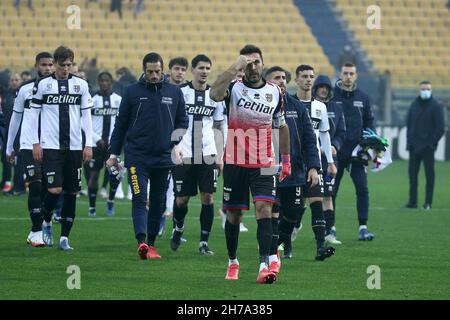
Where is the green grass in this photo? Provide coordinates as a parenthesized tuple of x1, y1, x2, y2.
(0, 161, 449, 299)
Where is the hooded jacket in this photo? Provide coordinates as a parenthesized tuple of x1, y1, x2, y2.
(109, 75, 188, 168)
(312, 75, 346, 152)
(333, 79, 374, 157)
(406, 95, 445, 154)
(277, 93, 321, 187)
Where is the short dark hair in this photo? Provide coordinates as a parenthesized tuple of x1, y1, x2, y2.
(142, 52, 164, 70)
(264, 66, 286, 79)
(169, 57, 188, 69)
(20, 70, 32, 78)
(53, 46, 74, 63)
(191, 54, 212, 69)
(343, 62, 356, 68)
(97, 71, 113, 81)
(239, 44, 263, 62)
(295, 64, 314, 77)
(420, 80, 431, 85)
(35, 52, 53, 64)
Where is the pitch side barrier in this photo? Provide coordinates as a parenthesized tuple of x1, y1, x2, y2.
(376, 126, 449, 161)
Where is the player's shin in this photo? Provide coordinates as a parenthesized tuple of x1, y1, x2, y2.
(61, 193, 76, 237)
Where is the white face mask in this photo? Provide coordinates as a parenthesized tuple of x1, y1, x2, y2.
(420, 89, 432, 100)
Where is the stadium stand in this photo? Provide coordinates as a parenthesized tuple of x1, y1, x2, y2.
(334, 0, 450, 89)
(0, 0, 335, 77)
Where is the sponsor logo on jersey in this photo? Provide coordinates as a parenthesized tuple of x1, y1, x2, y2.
(236, 98, 275, 114)
(197, 96, 203, 102)
(92, 108, 119, 116)
(43, 94, 81, 105)
(254, 93, 260, 100)
(186, 104, 215, 116)
(60, 86, 67, 92)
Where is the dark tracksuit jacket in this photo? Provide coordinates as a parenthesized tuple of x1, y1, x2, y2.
(332, 80, 375, 224)
(406, 95, 445, 205)
(109, 75, 188, 238)
(278, 93, 321, 189)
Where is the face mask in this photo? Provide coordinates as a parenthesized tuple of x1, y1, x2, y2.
(420, 90, 431, 100)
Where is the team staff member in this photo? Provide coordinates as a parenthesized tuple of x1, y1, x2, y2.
(405, 81, 445, 210)
(107, 52, 188, 260)
(333, 63, 375, 240)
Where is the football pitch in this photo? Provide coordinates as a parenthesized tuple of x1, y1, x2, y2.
(0, 160, 449, 300)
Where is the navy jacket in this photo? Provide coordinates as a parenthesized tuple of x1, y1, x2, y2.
(406, 96, 445, 154)
(109, 75, 188, 168)
(333, 80, 374, 157)
(278, 93, 321, 187)
(312, 75, 346, 152)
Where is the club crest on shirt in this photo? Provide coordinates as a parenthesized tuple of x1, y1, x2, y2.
(46, 82, 52, 91)
(265, 93, 273, 102)
(28, 168, 35, 177)
(242, 88, 248, 96)
(184, 94, 190, 101)
(47, 175, 54, 184)
(315, 109, 322, 118)
(223, 192, 230, 201)
(74, 85, 80, 93)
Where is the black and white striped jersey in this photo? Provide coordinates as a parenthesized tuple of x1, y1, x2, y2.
(91, 92, 121, 145)
(11, 80, 35, 150)
(178, 82, 224, 158)
(30, 73, 93, 150)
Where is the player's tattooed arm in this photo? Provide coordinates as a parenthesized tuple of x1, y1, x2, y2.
(210, 55, 249, 102)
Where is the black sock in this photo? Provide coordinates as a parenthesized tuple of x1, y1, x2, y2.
(88, 187, 97, 208)
(102, 169, 109, 189)
(109, 178, 120, 201)
(225, 219, 240, 260)
(173, 202, 188, 229)
(359, 219, 368, 226)
(257, 218, 273, 263)
(28, 182, 43, 232)
(270, 217, 279, 255)
(278, 217, 295, 246)
(61, 193, 76, 237)
(147, 233, 156, 246)
(295, 206, 306, 228)
(42, 192, 61, 223)
(136, 233, 146, 244)
(200, 204, 214, 242)
(310, 201, 326, 248)
(323, 209, 335, 235)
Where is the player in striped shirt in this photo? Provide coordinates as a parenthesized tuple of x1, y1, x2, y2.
(30, 46, 94, 251)
(6, 51, 54, 247)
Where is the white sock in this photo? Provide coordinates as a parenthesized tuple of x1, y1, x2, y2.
(42, 221, 52, 228)
(229, 259, 239, 266)
(359, 225, 367, 231)
(60, 236, 68, 243)
(199, 241, 208, 247)
(269, 254, 278, 264)
(259, 262, 268, 272)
